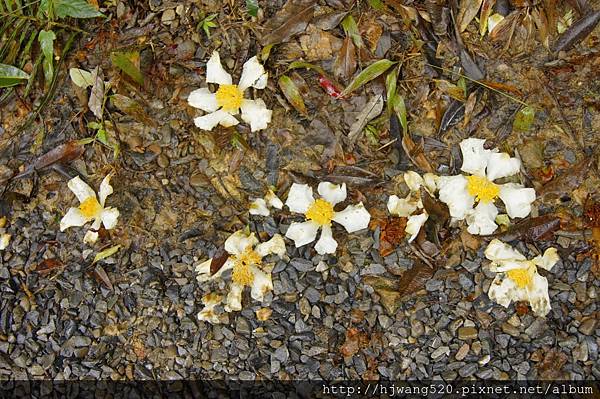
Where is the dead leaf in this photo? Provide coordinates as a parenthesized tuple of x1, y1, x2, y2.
(457, 0, 484, 32)
(13, 140, 84, 180)
(537, 348, 568, 379)
(379, 217, 407, 257)
(491, 215, 561, 242)
(92, 264, 114, 290)
(340, 328, 369, 358)
(33, 259, 63, 275)
(397, 260, 434, 298)
(111, 94, 157, 127)
(260, 0, 316, 46)
(88, 66, 105, 119)
(210, 246, 229, 275)
(347, 94, 383, 144)
(402, 133, 434, 172)
(539, 157, 592, 201)
(333, 37, 357, 81)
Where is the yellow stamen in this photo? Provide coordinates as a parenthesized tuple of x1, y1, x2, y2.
(506, 265, 535, 288)
(215, 84, 243, 112)
(466, 175, 500, 203)
(305, 198, 335, 226)
(79, 197, 102, 219)
(232, 246, 261, 286)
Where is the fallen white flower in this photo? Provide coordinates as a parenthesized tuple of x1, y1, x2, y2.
(285, 182, 371, 255)
(60, 174, 120, 244)
(438, 138, 536, 235)
(249, 189, 283, 216)
(188, 51, 272, 132)
(0, 233, 10, 251)
(196, 230, 286, 322)
(485, 239, 559, 317)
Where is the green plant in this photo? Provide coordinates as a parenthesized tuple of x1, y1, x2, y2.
(197, 13, 218, 38)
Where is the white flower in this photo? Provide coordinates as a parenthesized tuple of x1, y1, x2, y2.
(485, 239, 559, 317)
(438, 138, 536, 235)
(60, 174, 120, 244)
(0, 233, 10, 251)
(249, 189, 283, 216)
(284, 182, 371, 255)
(187, 51, 272, 132)
(196, 230, 286, 322)
(387, 171, 438, 242)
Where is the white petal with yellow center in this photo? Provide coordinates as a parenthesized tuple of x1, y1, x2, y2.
(314, 224, 338, 254)
(187, 87, 219, 112)
(100, 208, 120, 230)
(466, 201, 498, 235)
(60, 208, 89, 231)
(532, 247, 559, 271)
(285, 183, 314, 214)
(98, 173, 114, 207)
(265, 190, 283, 209)
(387, 194, 420, 217)
(317, 182, 346, 206)
(498, 183, 536, 218)
(83, 230, 99, 244)
(526, 273, 551, 316)
(197, 293, 223, 324)
(488, 274, 526, 308)
(249, 198, 270, 216)
(193, 109, 239, 130)
(332, 202, 370, 233)
(238, 56, 268, 90)
(486, 152, 521, 181)
(240, 99, 272, 132)
(406, 212, 428, 242)
(255, 234, 286, 258)
(404, 171, 424, 192)
(459, 138, 492, 176)
(438, 175, 474, 220)
(224, 230, 259, 256)
(285, 220, 320, 247)
(225, 282, 243, 312)
(484, 239, 527, 262)
(206, 51, 232, 85)
(249, 265, 273, 301)
(0, 233, 10, 250)
(68, 176, 96, 203)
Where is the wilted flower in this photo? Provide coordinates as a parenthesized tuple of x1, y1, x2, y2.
(387, 171, 438, 242)
(0, 234, 10, 251)
(285, 182, 371, 255)
(249, 189, 283, 216)
(60, 174, 120, 244)
(196, 230, 285, 322)
(485, 239, 559, 317)
(438, 138, 536, 235)
(187, 51, 272, 132)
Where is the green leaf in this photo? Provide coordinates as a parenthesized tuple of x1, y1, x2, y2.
(385, 67, 398, 114)
(96, 129, 108, 145)
(246, 0, 259, 17)
(0, 64, 30, 88)
(69, 68, 94, 88)
(111, 52, 143, 85)
(278, 75, 307, 115)
(341, 15, 364, 48)
(55, 0, 104, 18)
(340, 59, 396, 97)
(38, 30, 56, 87)
(513, 106, 535, 132)
(92, 245, 121, 265)
(368, 0, 385, 10)
(287, 61, 326, 75)
(390, 93, 407, 135)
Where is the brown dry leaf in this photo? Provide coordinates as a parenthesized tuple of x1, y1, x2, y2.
(33, 258, 63, 275)
(260, 0, 316, 46)
(92, 265, 113, 290)
(479, 0, 496, 35)
(402, 133, 434, 173)
(13, 140, 85, 180)
(478, 80, 524, 96)
(397, 260, 434, 298)
(460, 230, 481, 251)
(333, 37, 357, 81)
(210, 246, 229, 275)
(457, 0, 484, 32)
(379, 217, 407, 257)
(538, 157, 592, 201)
(299, 26, 342, 61)
(256, 308, 273, 321)
(362, 275, 402, 314)
(340, 328, 369, 358)
(491, 215, 561, 242)
(360, 19, 383, 53)
(537, 348, 568, 379)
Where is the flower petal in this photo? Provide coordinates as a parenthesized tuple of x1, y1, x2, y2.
(196, 258, 235, 282)
(387, 194, 419, 217)
(98, 173, 114, 207)
(314, 224, 338, 255)
(60, 207, 89, 231)
(238, 56, 268, 90)
(498, 183, 536, 218)
(240, 99, 272, 132)
(459, 138, 492, 176)
(423, 173, 439, 193)
(438, 175, 474, 220)
(194, 109, 239, 130)
(249, 266, 273, 302)
(484, 239, 527, 262)
(466, 201, 498, 235)
(67, 176, 96, 203)
(83, 230, 99, 244)
(332, 202, 371, 233)
(285, 183, 314, 214)
(406, 212, 428, 242)
(488, 274, 521, 308)
(224, 230, 259, 256)
(317, 182, 347, 206)
(255, 234, 286, 258)
(0, 233, 11, 251)
(404, 171, 424, 192)
(187, 87, 219, 112)
(526, 273, 551, 317)
(224, 282, 243, 312)
(265, 190, 283, 209)
(249, 198, 270, 216)
(197, 293, 223, 324)
(486, 152, 521, 181)
(285, 220, 320, 247)
(100, 207, 120, 230)
(532, 247, 560, 271)
(206, 51, 232, 85)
